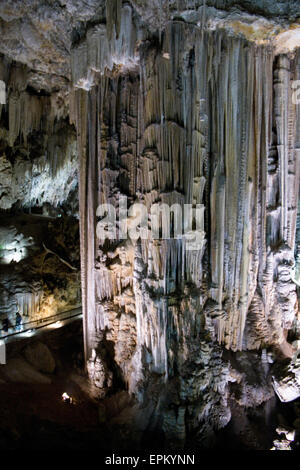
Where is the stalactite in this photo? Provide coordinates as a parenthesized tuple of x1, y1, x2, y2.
(15, 291, 42, 318)
(0, 57, 70, 179)
(72, 6, 299, 434)
(106, 0, 122, 41)
(71, 3, 137, 88)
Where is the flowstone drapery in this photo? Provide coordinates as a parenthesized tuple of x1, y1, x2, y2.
(72, 2, 299, 443)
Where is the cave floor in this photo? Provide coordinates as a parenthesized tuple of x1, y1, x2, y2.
(0, 318, 299, 452)
(0, 318, 107, 450)
(0, 379, 102, 450)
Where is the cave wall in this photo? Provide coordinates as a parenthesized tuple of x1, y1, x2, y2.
(0, 214, 81, 328)
(0, 0, 299, 449)
(71, 1, 300, 444)
(0, 57, 78, 213)
(0, 57, 81, 330)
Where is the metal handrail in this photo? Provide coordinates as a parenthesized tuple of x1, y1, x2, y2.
(0, 306, 82, 339)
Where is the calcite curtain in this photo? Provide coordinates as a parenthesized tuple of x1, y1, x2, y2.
(72, 4, 299, 434)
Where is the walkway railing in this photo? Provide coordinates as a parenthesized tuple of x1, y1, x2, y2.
(0, 307, 82, 339)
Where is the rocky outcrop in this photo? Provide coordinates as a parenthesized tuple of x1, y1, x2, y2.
(0, 56, 78, 213)
(0, 215, 81, 329)
(272, 355, 300, 402)
(0, 130, 78, 213)
(67, 1, 299, 447)
(24, 341, 56, 374)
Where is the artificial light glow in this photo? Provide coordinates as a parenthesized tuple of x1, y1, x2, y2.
(20, 329, 35, 337)
(46, 320, 63, 330)
(62, 392, 73, 404)
(4, 252, 23, 263)
(2, 246, 27, 264)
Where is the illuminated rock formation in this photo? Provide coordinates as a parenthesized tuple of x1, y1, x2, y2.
(0, 57, 80, 329)
(70, 1, 299, 445)
(0, 0, 299, 449)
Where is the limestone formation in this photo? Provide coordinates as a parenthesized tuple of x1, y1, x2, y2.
(0, 0, 299, 450)
(0, 215, 81, 329)
(70, 2, 300, 444)
(272, 355, 300, 402)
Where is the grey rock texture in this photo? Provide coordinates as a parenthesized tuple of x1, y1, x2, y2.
(72, 1, 300, 446)
(0, 0, 104, 79)
(0, 58, 78, 213)
(0, 0, 299, 449)
(0, 136, 78, 212)
(0, 1, 300, 88)
(0, 215, 81, 329)
(272, 355, 300, 402)
(0, 48, 80, 331)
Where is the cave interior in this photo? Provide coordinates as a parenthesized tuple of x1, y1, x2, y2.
(0, 0, 299, 453)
